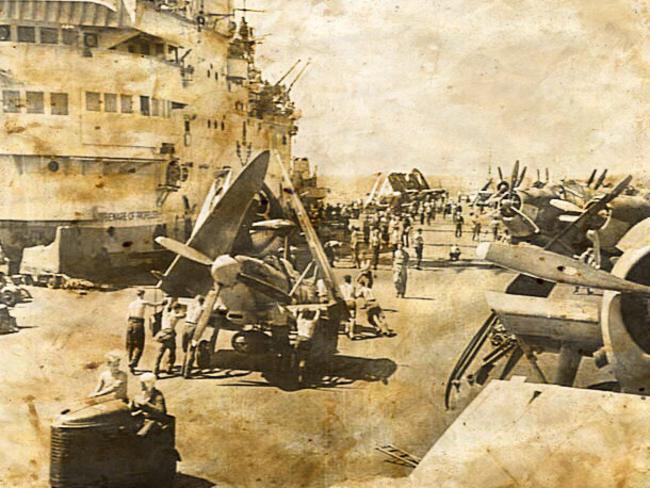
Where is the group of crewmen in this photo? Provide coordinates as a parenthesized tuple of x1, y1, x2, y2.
(125, 284, 339, 384)
(126, 289, 208, 379)
(85, 289, 212, 436)
(340, 194, 508, 274)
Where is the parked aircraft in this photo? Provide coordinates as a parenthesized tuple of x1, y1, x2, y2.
(156, 151, 347, 386)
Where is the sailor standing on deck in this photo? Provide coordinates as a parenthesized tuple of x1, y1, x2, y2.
(490, 216, 500, 241)
(369, 227, 381, 270)
(454, 212, 464, 238)
(389, 225, 401, 258)
(182, 295, 205, 355)
(413, 228, 424, 270)
(340, 275, 357, 339)
(126, 289, 163, 374)
(349, 227, 362, 268)
(392, 243, 410, 298)
(153, 302, 186, 378)
(471, 214, 482, 241)
(418, 202, 426, 225)
(362, 216, 370, 244)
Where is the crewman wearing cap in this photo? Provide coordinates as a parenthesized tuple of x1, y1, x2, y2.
(126, 289, 163, 374)
(131, 372, 168, 437)
(89, 351, 128, 401)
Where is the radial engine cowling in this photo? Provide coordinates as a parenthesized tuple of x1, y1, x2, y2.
(602, 238, 650, 394)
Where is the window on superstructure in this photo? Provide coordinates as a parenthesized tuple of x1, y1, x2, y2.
(104, 93, 117, 113)
(83, 33, 98, 49)
(151, 98, 160, 117)
(120, 95, 133, 114)
(50, 93, 68, 115)
(155, 43, 164, 57)
(62, 29, 78, 46)
(140, 96, 150, 116)
(40, 28, 58, 44)
(139, 43, 150, 56)
(0, 25, 11, 42)
(17, 26, 36, 43)
(26, 92, 44, 114)
(86, 92, 101, 112)
(2, 90, 20, 113)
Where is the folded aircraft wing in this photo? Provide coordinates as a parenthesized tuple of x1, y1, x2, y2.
(157, 151, 270, 297)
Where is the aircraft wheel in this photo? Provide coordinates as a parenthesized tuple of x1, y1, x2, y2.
(1, 290, 17, 307)
(231, 330, 271, 355)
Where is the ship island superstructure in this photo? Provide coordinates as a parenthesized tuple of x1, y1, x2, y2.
(0, 0, 298, 280)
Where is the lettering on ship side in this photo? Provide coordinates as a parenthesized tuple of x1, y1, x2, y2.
(96, 211, 161, 222)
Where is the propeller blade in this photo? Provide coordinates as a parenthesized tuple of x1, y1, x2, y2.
(189, 285, 222, 349)
(545, 175, 632, 249)
(536, 169, 541, 182)
(510, 205, 540, 234)
(586, 169, 597, 188)
(594, 169, 608, 190)
(561, 185, 584, 199)
(510, 160, 520, 188)
(558, 215, 579, 223)
(516, 166, 527, 187)
(476, 242, 650, 295)
(497, 166, 504, 181)
(549, 199, 583, 213)
(545, 168, 549, 183)
(251, 219, 296, 231)
(155, 237, 212, 265)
